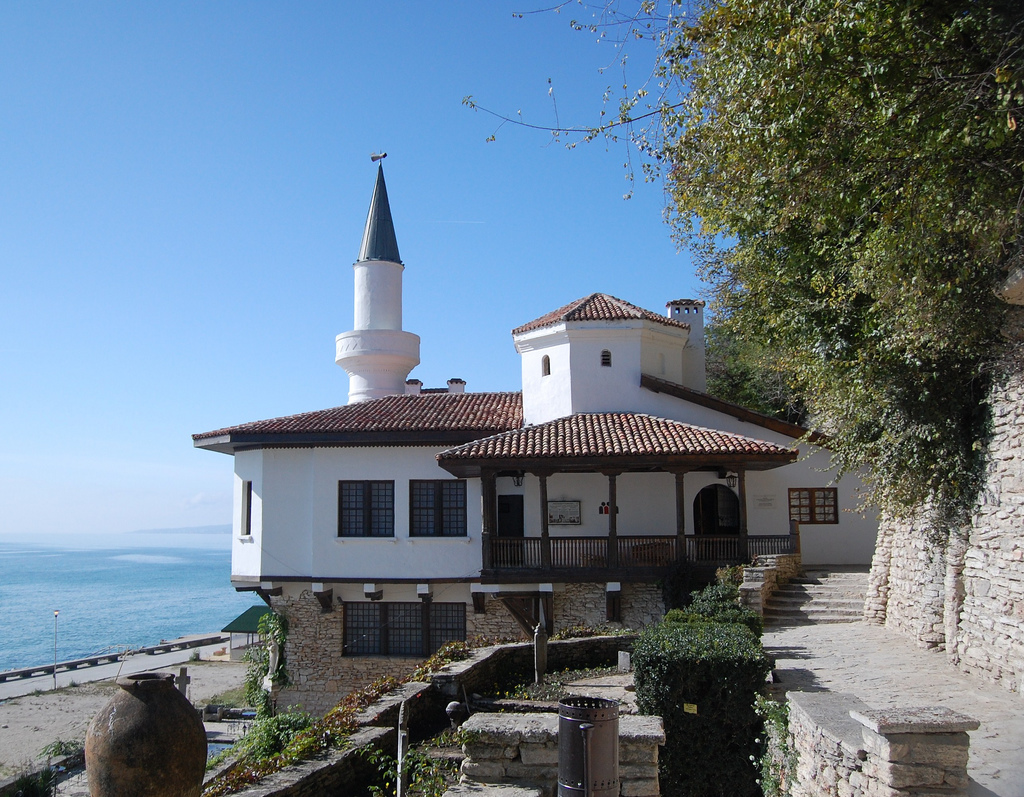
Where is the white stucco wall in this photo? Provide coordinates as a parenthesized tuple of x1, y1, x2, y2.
(232, 446, 481, 583)
(517, 320, 693, 425)
(232, 449, 264, 580)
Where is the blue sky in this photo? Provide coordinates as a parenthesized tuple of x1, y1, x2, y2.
(0, 2, 701, 536)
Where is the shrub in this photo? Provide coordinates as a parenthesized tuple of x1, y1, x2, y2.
(683, 583, 763, 638)
(754, 695, 796, 797)
(633, 622, 772, 797)
(716, 564, 746, 587)
(11, 767, 57, 797)
(235, 710, 312, 762)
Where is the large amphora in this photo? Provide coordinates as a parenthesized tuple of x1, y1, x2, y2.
(85, 672, 206, 797)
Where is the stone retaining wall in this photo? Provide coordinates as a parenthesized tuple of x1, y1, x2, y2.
(739, 554, 801, 615)
(864, 309, 1024, 691)
(459, 712, 665, 797)
(213, 635, 638, 797)
(786, 692, 978, 797)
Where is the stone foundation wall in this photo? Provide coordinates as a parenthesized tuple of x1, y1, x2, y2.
(469, 595, 529, 642)
(554, 583, 607, 628)
(786, 692, 978, 797)
(267, 588, 646, 716)
(620, 583, 666, 629)
(864, 311, 1024, 690)
(554, 583, 666, 631)
(270, 593, 432, 716)
(459, 712, 665, 797)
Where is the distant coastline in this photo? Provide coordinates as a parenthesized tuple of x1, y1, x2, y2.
(127, 524, 232, 535)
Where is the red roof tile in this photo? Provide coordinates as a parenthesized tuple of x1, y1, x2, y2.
(512, 294, 691, 336)
(437, 413, 793, 461)
(193, 392, 523, 441)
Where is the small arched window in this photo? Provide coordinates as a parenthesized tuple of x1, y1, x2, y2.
(541, 355, 551, 377)
(601, 349, 612, 367)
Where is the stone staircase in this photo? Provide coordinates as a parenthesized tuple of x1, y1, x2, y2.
(763, 567, 869, 625)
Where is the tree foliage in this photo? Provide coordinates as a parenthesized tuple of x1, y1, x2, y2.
(705, 320, 807, 424)
(656, 0, 1024, 516)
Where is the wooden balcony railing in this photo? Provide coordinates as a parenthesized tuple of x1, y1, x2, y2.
(486, 534, 796, 573)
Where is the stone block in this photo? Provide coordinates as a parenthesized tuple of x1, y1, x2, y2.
(463, 743, 518, 761)
(851, 707, 980, 735)
(868, 760, 946, 789)
(519, 742, 558, 766)
(461, 760, 507, 781)
(619, 743, 658, 764)
(503, 761, 555, 781)
(859, 730, 970, 767)
(445, 783, 543, 797)
(620, 763, 659, 780)
(619, 778, 660, 797)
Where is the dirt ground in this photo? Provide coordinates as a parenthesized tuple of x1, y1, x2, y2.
(0, 660, 246, 775)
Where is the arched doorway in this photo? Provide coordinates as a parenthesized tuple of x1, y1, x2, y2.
(693, 484, 740, 535)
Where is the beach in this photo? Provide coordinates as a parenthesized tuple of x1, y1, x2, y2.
(0, 658, 247, 774)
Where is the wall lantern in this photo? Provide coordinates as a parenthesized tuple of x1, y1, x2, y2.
(725, 472, 738, 489)
(512, 473, 525, 487)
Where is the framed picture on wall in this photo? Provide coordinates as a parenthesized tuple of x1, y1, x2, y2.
(548, 501, 581, 525)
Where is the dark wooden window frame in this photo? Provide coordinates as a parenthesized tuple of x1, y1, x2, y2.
(338, 480, 395, 537)
(343, 601, 466, 657)
(409, 480, 467, 537)
(241, 480, 253, 536)
(788, 487, 839, 525)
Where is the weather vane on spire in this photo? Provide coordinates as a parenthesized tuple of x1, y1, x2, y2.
(370, 152, 387, 162)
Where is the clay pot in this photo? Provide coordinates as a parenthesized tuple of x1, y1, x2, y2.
(85, 672, 206, 797)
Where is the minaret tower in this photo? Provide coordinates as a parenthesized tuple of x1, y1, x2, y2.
(335, 159, 420, 403)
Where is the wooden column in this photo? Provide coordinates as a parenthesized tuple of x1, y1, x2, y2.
(607, 473, 619, 569)
(674, 471, 687, 563)
(538, 472, 552, 570)
(481, 469, 496, 572)
(737, 468, 749, 562)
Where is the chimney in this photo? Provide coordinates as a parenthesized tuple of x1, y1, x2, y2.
(666, 299, 706, 392)
(447, 378, 466, 394)
(405, 379, 423, 395)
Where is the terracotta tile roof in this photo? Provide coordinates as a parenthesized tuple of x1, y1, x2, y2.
(437, 413, 793, 461)
(512, 294, 691, 335)
(193, 392, 523, 441)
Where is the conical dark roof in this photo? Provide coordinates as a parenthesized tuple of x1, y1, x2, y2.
(357, 164, 402, 264)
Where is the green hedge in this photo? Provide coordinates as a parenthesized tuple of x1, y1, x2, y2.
(633, 622, 771, 797)
(664, 583, 764, 638)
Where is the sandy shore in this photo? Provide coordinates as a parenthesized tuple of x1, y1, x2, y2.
(0, 659, 247, 775)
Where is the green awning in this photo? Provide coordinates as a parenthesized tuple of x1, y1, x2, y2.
(222, 605, 272, 634)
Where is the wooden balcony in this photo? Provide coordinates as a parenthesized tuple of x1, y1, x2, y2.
(484, 533, 796, 580)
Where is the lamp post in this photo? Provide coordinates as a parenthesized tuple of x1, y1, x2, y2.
(53, 610, 59, 690)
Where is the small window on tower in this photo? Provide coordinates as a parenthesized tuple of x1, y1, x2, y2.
(541, 355, 551, 377)
(601, 350, 612, 367)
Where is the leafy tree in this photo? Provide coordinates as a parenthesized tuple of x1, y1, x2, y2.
(657, 0, 1023, 517)
(704, 320, 807, 424)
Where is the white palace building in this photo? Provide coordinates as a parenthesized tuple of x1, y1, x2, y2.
(194, 164, 878, 713)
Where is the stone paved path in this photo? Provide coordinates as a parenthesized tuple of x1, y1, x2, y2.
(764, 621, 1024, 797)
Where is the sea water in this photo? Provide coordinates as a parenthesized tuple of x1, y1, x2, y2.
(0, 532, 263, 672)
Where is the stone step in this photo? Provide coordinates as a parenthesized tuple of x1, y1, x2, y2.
(770, 594, 864, 606)
(771, 584, 866, 594)
(761, 569, 868, 626)
(764, 609, 862, 624)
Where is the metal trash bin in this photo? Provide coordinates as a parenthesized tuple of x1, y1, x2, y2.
(557, 696, 619, 797)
